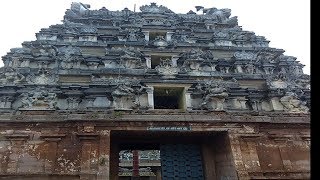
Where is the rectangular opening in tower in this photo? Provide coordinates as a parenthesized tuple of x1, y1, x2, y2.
(153, 87, 184, 109)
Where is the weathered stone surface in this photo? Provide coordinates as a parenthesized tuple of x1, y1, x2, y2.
(0, 2, 310, 180)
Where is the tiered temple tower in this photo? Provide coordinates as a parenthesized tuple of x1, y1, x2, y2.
(0, 2, 310, 180)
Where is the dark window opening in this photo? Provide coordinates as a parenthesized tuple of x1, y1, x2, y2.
(154, 87, 184, 109)
(154, 96, 178, 109)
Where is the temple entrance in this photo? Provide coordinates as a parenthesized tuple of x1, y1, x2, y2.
(110, 130, 236, 180)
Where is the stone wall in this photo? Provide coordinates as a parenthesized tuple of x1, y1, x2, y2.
(0, 113, 310, 179)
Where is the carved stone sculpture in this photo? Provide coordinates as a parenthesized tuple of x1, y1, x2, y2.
(18, 89, 57, 110)
(280, 92, 309, 113)
(0, 68, 25, 84)
(200, 82, 229, 111)
(155, 58, 179, 77)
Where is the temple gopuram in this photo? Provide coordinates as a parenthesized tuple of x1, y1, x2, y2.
(0, 2, 310, 180)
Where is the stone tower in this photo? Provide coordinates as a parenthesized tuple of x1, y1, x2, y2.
(0, 2, 310, 180)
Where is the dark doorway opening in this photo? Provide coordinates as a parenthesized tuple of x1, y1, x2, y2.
(153, 87, 184, 109)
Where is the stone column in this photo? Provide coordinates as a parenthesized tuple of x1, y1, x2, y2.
(97, 130, 111, 180)
(142, 31, 149, 41)
(236, 65, 243, 73)
(241, 137, 262, 172)
(238, 97, 248, 110)
(276, 139, 293, 171)
(4, 134, 29, 173)
(40, 134, 66, 173)
(145, 56, 151, 69)
(250, 99, 262, 111)
(225, 67, 230, 73)
(77, 132, 99, 179)
(146, 87, 154, 109)
(166, 32, 174, 41)
(228, 133, 250, 180)
(185, 90, 192, 111)
(171, 56, 179, 67)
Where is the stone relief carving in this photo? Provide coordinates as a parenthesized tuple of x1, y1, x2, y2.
(80, 26, 98, 33)
(244, 62, 256, 74)
(120, 47, 146, 69)
(0, 68, 25, 84)
(234, 51, 256, 60)
(58, 45, 82, 69)
(0, 96, 13, 109)
(127, 29, 138, 41)
(3, 56, 23, 68)
(263, 66, 275, 75)
(67, 97, 81, 109)
(180, 49, 214, 61)
(111, 81, 147, 110)
(180, 50, 216, 73)
(280, 91, 309, 113)
(152, 36, 168, 48)
(140, 3, 173, 13)
(18, 88, 57, 109)
(266, 70, 290, 91)
(29, 44, 57, 57)
(155, 58, 179, 77)
(65, 2, 90, 17)
(195, 81, 229, 111)
(27, 69, 57, 85)
(195, 7, 238, 26)
(172, 33, 195, 44)
(213, 31, 229, 39)
(256, 51, 278, 64)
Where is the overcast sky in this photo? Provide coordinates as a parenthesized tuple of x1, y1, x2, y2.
(0, 0, 310, 74)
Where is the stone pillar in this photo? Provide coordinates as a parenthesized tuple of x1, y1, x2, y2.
(4, 134, 29, 173)
(145, 56, 151, 69)
(228, 133, 250, 180)
(142, 31, 149, 41)
(241, 137, 262, 172)
(225, 67, 230, 73)
(236, 65, 243, 73)
(166, 32, 174, 41)
(250, 99, 262, 111)
(171, 56, 178, 67)
(146, 87, 154, 109)
(40, 134, 66, 173)
(77, 132, 99, 179)
(185, 90, 192, 111)
(276, 140, 293, 171)
(238, 97, 248, 110)
(97, 130, 111, 180)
